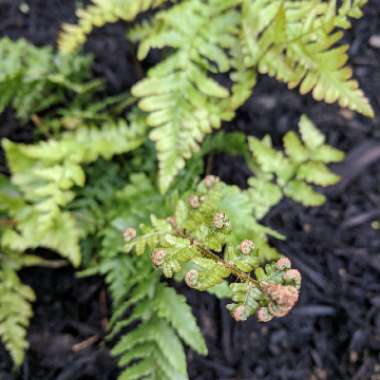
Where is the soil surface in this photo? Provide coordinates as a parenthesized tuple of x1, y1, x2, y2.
(0, 1, 380, 379)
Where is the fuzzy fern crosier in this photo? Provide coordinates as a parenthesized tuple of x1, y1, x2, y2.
(0, 0, 372, 378)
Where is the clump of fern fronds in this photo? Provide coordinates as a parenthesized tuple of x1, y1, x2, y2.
(75, 168, 207, 380)
(0, 37, 100, 122)
(58, 0, 373, 190)
(1, 115, 147, 267)
(0, 109, 344, 375)
(125, 178, 297, 322)
(124, 116, 343, 322)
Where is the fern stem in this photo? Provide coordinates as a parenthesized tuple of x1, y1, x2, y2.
(174, 226, 260, 287)
(193, 240, 260, 286)
(0, 219, 17, 227)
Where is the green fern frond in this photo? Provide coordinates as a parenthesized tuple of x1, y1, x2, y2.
(77, 170, 206, 380)
(125, 177, 303, 322)
(58, 0, 169, 54)
(4, 119, 145, 166)
(113, 317, 188, 380)
(257, 1, 373, 117)
(101, 252, 206, 380)
(0, 37, 99, 121)
(109, 268, 206, 380)
(154, 285, 207, 354)
(121, 119, 342, 321)
(2, 211, 81, 267)
(106, 257, 206, 380)
(247, 114, 344, 214)
(1, 119, 146, 266)
(0, 267, 34, 367)
(0, 252, 37, 367)
(131, 0, 241, 192)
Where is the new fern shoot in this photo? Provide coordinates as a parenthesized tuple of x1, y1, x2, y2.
(0, 1, 373, 379)
(123, 116, 343, 323)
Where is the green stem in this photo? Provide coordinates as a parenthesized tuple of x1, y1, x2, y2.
(175, 227, 260, 287)
(194, 241, 260, 287)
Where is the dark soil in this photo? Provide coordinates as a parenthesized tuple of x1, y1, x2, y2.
(1, 1, 380, 380)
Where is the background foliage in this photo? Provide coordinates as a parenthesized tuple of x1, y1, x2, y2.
(0, 1, 374, 379)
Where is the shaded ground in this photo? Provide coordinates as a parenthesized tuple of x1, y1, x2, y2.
(0, 1, 380, 379)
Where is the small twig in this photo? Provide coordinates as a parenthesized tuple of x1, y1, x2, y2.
(72, 335, 100, 352)
(99, 288, 109, 331)
(205, 155, 214, 175)
(31, 114, 43, 128)
(39, 260, 68, 269)
(0, 219, 17, 227)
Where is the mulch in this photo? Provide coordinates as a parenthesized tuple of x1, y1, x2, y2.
(0, 1, 379, 379)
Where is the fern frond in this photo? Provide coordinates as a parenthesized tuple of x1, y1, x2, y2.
(125, 176, 302, 322)
(0, 37, 98, 121)
(102, 254, 206, 380)
(109, 267, 206, 380)
(58, 0, 169, 54)
(113, 317, 188, 380)
(256, 1, 374, 117)
(131, 0, 241, 192)
(2, 119, 146, 266)
(0, 252, 36, 367)
(121, 117, 344, 320)
(247, 114, 344, 214)
(154, 285, 207, 354)
(77, 170, 206, 380)
(2, 211, 81, 266)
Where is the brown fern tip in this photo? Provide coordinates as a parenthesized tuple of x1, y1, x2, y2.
(204, 175, 219, 188)
(275, 256, 291, 270)
(123, 227, 137, 242)
(232, 305, 248, 321)
(239, 239, 255, 255)
(188, 195, 201, 209)
(213, 212, 229, 229)
(151, 249, 166, 267)
(283, 269, 302, 287)
(185, 269, 199, 288)
(263, 283, 299, 318)
(257, 307, 273, 322)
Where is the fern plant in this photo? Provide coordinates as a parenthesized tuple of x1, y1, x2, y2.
(59, 0, 373, 191)
(0, 37, 101, 122)
(123, 116, 342, 323)
(75, 169, 207, 379)
(0, 0, 372, 377)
